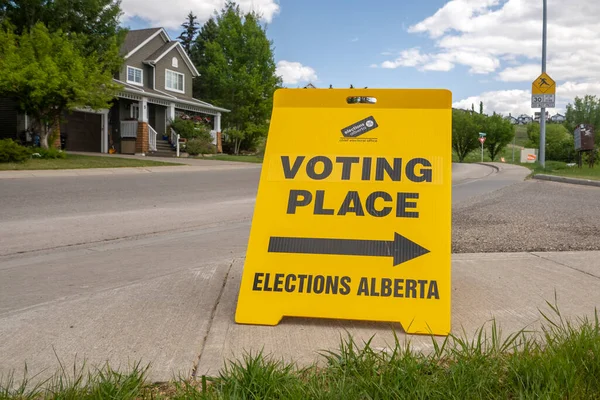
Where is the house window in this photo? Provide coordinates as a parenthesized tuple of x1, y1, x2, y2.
(165, 69, 184, 93)
(127, 66, 143, 85)
(172, 57, 178, 68)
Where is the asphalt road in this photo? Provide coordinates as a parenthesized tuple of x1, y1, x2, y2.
(0, 161, 531, 382)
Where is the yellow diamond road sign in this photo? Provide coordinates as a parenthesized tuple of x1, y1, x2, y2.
(532, 72, 555, 95)
(234, 88, 453, 336)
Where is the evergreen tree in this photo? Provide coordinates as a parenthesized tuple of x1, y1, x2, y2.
(191, 16, 218, 100)
(178, 11, 199, 55)
(191, 1, 282, 151)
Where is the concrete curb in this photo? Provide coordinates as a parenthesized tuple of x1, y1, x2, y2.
(0, 164, 262, 179)
(533, 174, 600, 188)
(475, 162, 501, 172)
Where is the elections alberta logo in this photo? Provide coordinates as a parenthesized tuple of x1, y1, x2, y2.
(340, 116, 378, 143)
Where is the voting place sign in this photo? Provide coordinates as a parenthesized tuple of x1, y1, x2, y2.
(235, 89, 452, 335)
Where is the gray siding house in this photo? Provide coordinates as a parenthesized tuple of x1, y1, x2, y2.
(109, 27, 229, 155)
(0, 27, 228, 155)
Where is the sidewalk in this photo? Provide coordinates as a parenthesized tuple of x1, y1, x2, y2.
(195, 250, 600, 378)
(1, 250, 598, 384)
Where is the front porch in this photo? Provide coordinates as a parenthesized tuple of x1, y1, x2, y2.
(108, 92, 225, 156)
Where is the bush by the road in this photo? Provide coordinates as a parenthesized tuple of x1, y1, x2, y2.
(185, 138, 215, 156)
(31, 147, 67, 159)
(527, 124, 575, 162)
(0, 139, 31, 163)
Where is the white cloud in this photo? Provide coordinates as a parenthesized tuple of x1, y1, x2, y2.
(382, 0, 600, 79)
(276, 61, 318, 85)
(351, 37, 359, 42)
(452, 81, 600, 116)
(383, 0, 600, 115)
(120, 0, 280, 29)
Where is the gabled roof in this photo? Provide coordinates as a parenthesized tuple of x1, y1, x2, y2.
(123, 28, 169, 59)
(143, 41, 200, 77)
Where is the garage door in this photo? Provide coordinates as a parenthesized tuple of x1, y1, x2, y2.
(60, 111, 102, 152)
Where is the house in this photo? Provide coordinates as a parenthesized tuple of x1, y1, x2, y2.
(504, 113, 519, 125)
(1, 27, 229, 155)
(517, 114, 533, 124)
(550, 113, 566, 123)
(534, 111, 549, 123)
(303, 83, 317, 89)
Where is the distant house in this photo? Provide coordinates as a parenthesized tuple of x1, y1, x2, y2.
(504, 113, 519, 125)
(0, 27, 229, 155)
(517, 114, 533, 124)
(303, 83, 317, 89)
(550, 113, 566, 123)
(534, 111, 550, 123)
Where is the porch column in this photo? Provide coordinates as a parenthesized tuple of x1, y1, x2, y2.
(136, 97, 149, 155)
(101, 109, 109, 153)
(214, 113, 222, 153)
(168, 103, 176, 123)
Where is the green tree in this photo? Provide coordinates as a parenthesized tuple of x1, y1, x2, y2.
(177, 11, 198, 55)
(564, 95, 600, 143)
(0, 0, 126, 60)
(190, 16, 218, 100)
(452, 109, 480, 162)
(481, 114, 515, 161)
(527, 123, 574, 162)
(190, 1, 282, 152)
(479, 101, 484, 115)
(0, 22, 122, 149)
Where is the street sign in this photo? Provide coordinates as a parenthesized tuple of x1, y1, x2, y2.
(479, 137, 486, 144)
(479, 132, 486, 137)
(574, 124, 595, 151)
(235, 88, 453, 335)
(531, 72, 556, 108)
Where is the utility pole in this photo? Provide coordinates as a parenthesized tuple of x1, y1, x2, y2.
(539, 0, 547, 168)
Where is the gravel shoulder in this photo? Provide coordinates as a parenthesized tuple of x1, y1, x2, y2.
(452, 179, 600, 253)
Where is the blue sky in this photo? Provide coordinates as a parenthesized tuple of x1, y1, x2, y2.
(120, 0, 600, 117)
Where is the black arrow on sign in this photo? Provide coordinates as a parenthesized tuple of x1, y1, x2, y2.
(267, 233, 430, 266)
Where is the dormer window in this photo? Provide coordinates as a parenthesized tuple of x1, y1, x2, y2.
(172, 57, 178, 68)
(127, 66, 143, 86)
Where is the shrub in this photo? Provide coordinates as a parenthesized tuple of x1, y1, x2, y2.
(31, 147, 67, 159)
(527, 124, 575, 162)
(185, 138, 216, 156)
(0, 139, 31, 163)
(169, 117, 212, 141)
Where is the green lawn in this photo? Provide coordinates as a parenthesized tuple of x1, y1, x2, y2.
(207, 154, 263, 163)
(533, 161, 600, 181)
(0, 154, 182, 171)
(453, 145, 527, 164)
(514, 125, 529, 147)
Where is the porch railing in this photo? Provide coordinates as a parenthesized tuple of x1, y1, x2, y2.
(148, 124, 158, 152)
(121, 121, 138, 138)
(170, 128, 180, 157)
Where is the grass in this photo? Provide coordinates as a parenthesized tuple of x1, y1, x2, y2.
(2, 301, 599, 399)
(531, 160, 600, 181)
(453, 145, 528, 164)
(514, 125, 529, 147)
(206, 154, 263, 163)
(0, 154, 182, 171)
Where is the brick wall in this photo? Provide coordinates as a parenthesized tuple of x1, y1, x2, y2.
(136, 122, 149, 154)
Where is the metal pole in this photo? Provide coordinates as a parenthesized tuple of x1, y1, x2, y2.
(512, 134, 515, 163)
(481, 141, 484, 162)
(539, 0, 547, 167)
